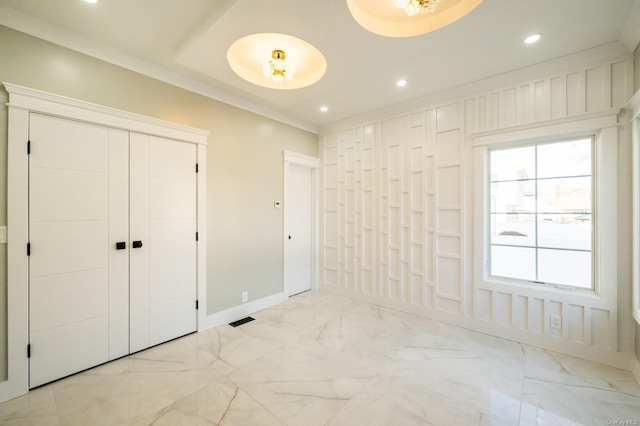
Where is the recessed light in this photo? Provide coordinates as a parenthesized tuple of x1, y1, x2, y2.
(320, 106, 328, 112)
(396, 79, 407, 87)
(85, 0, 98, 3)
(524, 34, 541, 44)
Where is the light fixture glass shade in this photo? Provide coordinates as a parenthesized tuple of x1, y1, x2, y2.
(347, 0, 484, 37)
(262, 50, 296, 82)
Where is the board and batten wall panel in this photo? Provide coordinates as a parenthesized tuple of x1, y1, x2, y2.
(319, 54, 634, 368)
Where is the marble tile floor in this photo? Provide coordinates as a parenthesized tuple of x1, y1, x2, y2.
(1, 291, 640, 425)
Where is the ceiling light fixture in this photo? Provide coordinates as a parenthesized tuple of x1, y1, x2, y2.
(396, 79, 408, 87)
(84, 0, 98, 3)
(228, 33, 326, 90)
(347, 0, 483, 37)
(320, 106, 329, 112)
(524, 33, 542, 44)
(263, 49, 296, 83)
(394, 0, 441, 16)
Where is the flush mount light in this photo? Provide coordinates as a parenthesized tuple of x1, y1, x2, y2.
(263, 50, 296, 83)
(347, 0, 483, 37)
(320, 106, 329, 112)
(84, 0, 98, 3)
(227, 33, 326, 90)
(395, 0, 441, 16)
(396, 79, 408, 87)
(524, 33, 542, 44)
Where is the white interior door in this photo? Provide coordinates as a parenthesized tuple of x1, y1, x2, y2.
(28, 114, 124, 387)
(286, 163, 313, 296)
(130, 134, 197, 350)
(129, 133, 151, 353)
(148, 136, 197, 346)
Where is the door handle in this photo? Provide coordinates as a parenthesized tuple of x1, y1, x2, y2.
(132, 240, 143, 248)
(116, 242, 126, 250)
(288, 235, 292, 240)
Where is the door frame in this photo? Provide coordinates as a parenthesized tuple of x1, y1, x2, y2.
(283, 150, 320, 298)
(2, 83, 209, 402)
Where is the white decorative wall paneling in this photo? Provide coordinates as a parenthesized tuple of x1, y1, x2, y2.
(319, 54, 635, 370)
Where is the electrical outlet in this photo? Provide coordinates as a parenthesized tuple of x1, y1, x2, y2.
(550, 314, 562, 330)
(242, 291, 248, 303)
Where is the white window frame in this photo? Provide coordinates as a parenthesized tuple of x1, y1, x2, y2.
(487, 137, 595, 290)
(473, 109, 620, 303)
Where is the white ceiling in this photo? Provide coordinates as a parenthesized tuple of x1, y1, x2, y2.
(1, 0, 639, 132)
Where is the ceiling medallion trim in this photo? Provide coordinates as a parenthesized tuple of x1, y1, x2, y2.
(227, 33, 326, 90)
(347, 0, 484, 37)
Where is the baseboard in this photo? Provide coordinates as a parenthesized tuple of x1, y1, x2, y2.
(205, 292, 288, 329)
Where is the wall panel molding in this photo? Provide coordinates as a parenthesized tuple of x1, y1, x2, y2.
(319, 54, 636, 371)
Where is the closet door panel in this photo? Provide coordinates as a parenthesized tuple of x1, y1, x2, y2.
(29, 221, 108, 276)
(29, 317, 108, 388)
(30, 269, 108, 333)
(129, 133, 151, 353)
(148, 137, 197, 346)
(28, 114, 111, 388)
(108, 128, 131, 360)
(29, 168, 108, 222)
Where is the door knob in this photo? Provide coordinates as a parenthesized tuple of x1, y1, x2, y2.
(132, 240, 143, 248)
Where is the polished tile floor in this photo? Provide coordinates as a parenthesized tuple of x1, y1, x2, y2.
(1, 291, 640, 425)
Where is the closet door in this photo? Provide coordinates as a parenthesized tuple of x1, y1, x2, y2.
(28, 114, 127, 387)
(130, 134, 197, 351)
(149, 136, 197, 345)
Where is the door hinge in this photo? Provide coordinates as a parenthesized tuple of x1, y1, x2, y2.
(196, 300, 199, 310)
(195, 163, 199, 173)
(27, 243, 31, 256)
(27, 344, 31, 358)
(196, 232, 199, 241)
(27, 140, 31, 155)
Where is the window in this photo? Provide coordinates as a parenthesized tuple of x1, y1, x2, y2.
(489, 138, 593, 289)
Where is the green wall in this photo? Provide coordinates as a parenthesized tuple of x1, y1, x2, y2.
(0, 26, 318, 380)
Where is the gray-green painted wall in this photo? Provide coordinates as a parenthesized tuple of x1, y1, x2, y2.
(0, 26, 318, 380)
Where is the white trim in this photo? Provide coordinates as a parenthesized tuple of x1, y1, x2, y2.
(206, 292, 287, 329)
(1, 83, 209, 403)
(197, 143, 207, 331)
(283, 151, 321, 298)
(472, 108, 622, 146)
(3, 82, 209, 145)
(630, 89, 640, 327)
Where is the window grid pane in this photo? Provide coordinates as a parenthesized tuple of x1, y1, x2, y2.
(489, 138, 592, 289)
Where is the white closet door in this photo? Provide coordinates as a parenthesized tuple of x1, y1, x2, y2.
(108, 129, 131, 360)
(148, 136, 197, 346)
(130, 134, 197, 350)
(28, 114, 114, 387)
(129, 133, 151, 353)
